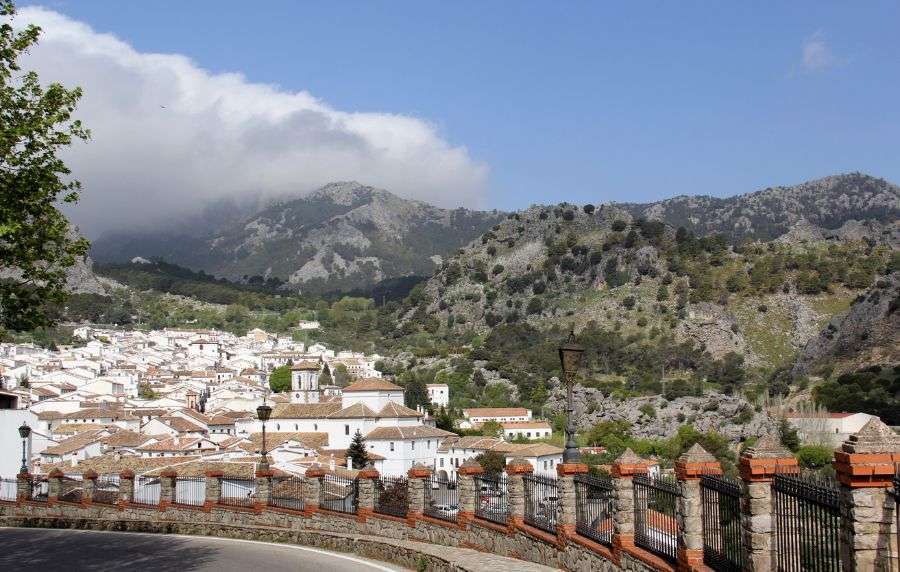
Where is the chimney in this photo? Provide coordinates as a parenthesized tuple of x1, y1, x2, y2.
(329, 454, 335, 471)
(346, 456, 353, 470)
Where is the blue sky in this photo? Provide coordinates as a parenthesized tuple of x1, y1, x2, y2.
(18, 1, 900, 220)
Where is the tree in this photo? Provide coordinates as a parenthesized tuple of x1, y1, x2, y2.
(583, 204, 595, 215)
(347, 429, 370, 469)
(778, 418, 800, 452)
(1, 1, 91, 333)
(332, 363, 351, 386)
(473, 450, 506, 477)
(318, 364, 333, 386)
(480, 420, 503, 437)
(797, 445, 833, 471)
(269, 365, 291, 393)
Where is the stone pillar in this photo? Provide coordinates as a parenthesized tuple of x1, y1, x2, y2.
(119, 470, 135, 507)
(303, 467, 324, 514)
(738, 434, 797, 572)
(204, 471, 223, 510)
(356, 464, 379, 522)
(82, 469, 98, 506)
(254, 469, 273, 512)
(407, 463, 431, 525)
(159, 469, 177, 510)
(611, 448, 651, 561)
(675, 443, 721, 571)
(833, 418, 900, 571)
(506, 457, 534, 528)
(557, 461, 589, 542)
(47, 468, 64, 505)
(16, 471, 32, 503)
(457, 459, 484, 525)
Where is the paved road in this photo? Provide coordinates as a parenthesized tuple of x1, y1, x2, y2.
(0, 528, 407, 572)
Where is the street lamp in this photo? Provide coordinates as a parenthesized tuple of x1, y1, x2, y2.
(256, 401, 273, 471)
(18, 423, 32, 474)
(558, 330, 584, 463)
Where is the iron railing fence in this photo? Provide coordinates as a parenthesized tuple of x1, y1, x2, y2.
(773, 472, 841, 572)
(474, 474, 509, 525)
(634, 473, 679, 563)
(133, 475, 161, 506)
(523, 473, 559, 534)
(0, 478, 16, 501)
(700, 473, 745, 572)
(31, 478, 48, 502)
(374, 475, 409, 518)
(59, 474, 84, 503)
(92, 474, 120, 505)
(174, 476, 206, 507)
(423, 474, 458, 522)
(574, 473, 614, 546)
(320, 474, 358, 514)
(269, 476, 304, 511)
(219, 478, 257, 507)
(894, 471, 900, 572)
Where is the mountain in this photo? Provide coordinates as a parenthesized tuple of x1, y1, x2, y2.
(397, 173, 899, 378)
(91, 182, 506, 295)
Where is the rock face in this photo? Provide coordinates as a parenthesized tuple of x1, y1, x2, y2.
(546, 382, 776, 441)
(92, 182, 504, 295)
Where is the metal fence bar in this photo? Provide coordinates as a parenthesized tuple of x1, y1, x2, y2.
(374, 475, 409, 518)
(320, 474, 358, 514)
(93, 474, 120, 505)
(574, 473, 614, 546)
(59, 474, 84, 503)
(423, 474, 458, 522)
(700, 474, 745, 572)
(219, 478, 256, 507)
(132, 476, 160, 506)
(0, 478, 17, 501)
(634, 474, 679, 563)
(174, 476, 206, 507)
(773, 473, 841, 572)
(31, 478, 48, 502)
(474, 474, 509, 525)
(523, 473, 558, 534)
(269, 476, 304, 511)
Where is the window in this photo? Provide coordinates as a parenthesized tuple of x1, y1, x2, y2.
(345, 425, 350, 435)
(276, 424, 280, 430)
(294, 424, 298, 431)
(314, 424, 318, 431)
(390, 442, 395, 452)
(411, 441, 415, 451)
(440, 458, 444, 467)
(427, 440, 431, 449)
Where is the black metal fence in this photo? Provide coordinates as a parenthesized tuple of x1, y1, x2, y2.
(270, 476, 304, 511)
(374, 475, 409, 518)
(133, 476, 160, 506)
(894, 472, 900, 572)
(31, 478, 48, 502)
(219, 478, 257, 507)
(174, 476, 206, 507)
(0, 478, 16, 501)
(523, 473, 558, 534)
(474, 474, 509, 525)
(93, 474, 120, 505)
(773, 472, 841, 572)
(701, 473, 745, 572)
(59, 474, 83, 503)
(320, 474, 358, 514)
(424, 474, 458, 522)
(575, 473, 614, 545)
(634, 473, 679, 563)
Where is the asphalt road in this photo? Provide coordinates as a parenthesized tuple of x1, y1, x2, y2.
(0, 528, 407, 572)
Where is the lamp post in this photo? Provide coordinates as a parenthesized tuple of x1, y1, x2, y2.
(18, 422, 32, 474)
(256, 401, 272, 471)
(558, 330, 584, 463)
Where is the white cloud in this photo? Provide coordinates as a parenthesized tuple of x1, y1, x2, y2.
(800, 31, 839, 72)
(13, 7, 488, 237)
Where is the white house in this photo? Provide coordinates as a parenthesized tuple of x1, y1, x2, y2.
(426, 384, 449, 408)
(459, 407, 532, 429)
(785, 412, 879, 446)
(435, 436, 563, 479)
(501, 421, 552, 441)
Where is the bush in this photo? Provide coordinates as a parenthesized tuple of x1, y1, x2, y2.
(797, 445, 833, 470)
(526, 297, 543, 315)
(611, 220, 627, 232)
(622, 296, 636, 310)
(492, 264, 504, 275)
(583, 204, 595, 214)
(638, 404, 656, 418)
(562, 210, 575, 221)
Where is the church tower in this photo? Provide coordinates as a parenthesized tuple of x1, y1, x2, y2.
(290, 361, 322, 403)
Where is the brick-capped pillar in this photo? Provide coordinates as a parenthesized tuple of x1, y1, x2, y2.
(47, 468, 64, 505)
(407, 463, 431, 525)
(506, 457, 534, 528)
(16, 471, 32, 503)
(457, 458, 485, 524)
(82, 469, 98, 506)
(303, 467, 324, 514)
(611, 448, 651, 561)
(557, 461, 589, 542)
(254, 469, 273, 511)
(738, 434, 797, 572)
(119, 470, 135, 506)
(204, 471, 223, 510)
(356, 464, 379, 521)
(675, 443, 721, 571)
(159, 469, 177, 510)
(833, 418, 900, 571)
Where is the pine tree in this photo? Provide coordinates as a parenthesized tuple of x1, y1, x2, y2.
(347, 429, 369, 469)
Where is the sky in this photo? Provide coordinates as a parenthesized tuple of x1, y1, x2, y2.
(11, 1, 900, 237)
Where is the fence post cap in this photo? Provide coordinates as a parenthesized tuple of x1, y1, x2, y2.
(304, 467, 326, 478)
(457, 459, 485, 476)
(675, 443, 721, 479)
(739, 434, 797, 481)
(47, 468, 65, 478)
(506, 457, 534, 475)
(119, 469, 135, 479)
(739, 434, 792, 459)
(611, 448, 650, 477)
(82, 469, 99, 480)
(357, 463, 380, 479)
(17, 471, 31, 480)
(407, 463, 433, 478)
(556, 462, 589, 476)
(839, 417, 900, 454)
(204, 470, 224, 478)
(833, 418, 900, 487)
(159, 469, 178, 478)
(255, 469, 275, 478)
